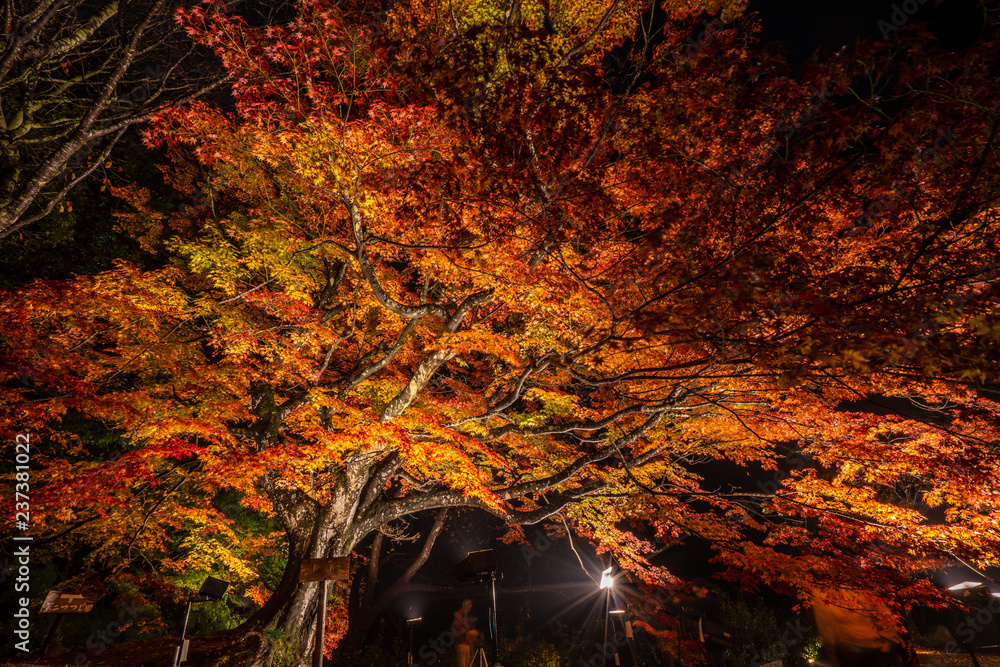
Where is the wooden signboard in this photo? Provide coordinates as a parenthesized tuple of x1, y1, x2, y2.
(40, 590, 98, 614)
(298, 558, 348, 667)
(299, 557, 349, 583)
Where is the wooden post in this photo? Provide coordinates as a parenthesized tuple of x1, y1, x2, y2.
(313, 580, 329, 667)
(40, 614, 64, 657)
(299, 558, 346, 667)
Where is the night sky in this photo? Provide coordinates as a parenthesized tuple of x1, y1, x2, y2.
(748, 0, 984, 64)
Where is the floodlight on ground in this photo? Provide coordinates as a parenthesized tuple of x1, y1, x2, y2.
(606, 598, 638, 664)
(173, 577, 229, 667)
(193, 576, 229, 602)
(406, 617, 422, 664)
(600, 567, 614, 589)
(946, 580, 991, 603)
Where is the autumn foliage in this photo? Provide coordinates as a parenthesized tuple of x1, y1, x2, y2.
(2, 0, 1000, 661)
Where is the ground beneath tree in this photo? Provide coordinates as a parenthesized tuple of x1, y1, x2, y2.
(915, 648, 1000, 666)
(0, 630, 264, 666)
(3, 645, 999, 666)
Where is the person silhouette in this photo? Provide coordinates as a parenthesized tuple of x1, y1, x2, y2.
(454, 599, 478, 667)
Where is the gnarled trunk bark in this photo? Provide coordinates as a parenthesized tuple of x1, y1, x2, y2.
(237, 468, 371, 666)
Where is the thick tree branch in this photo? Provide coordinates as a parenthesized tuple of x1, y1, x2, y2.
(447, 355, 552, 428)
(344, 197, 449, 321)
(483, 402, 671, 440)
(340, 319, 419, 397)
(380, 348, 457, 423)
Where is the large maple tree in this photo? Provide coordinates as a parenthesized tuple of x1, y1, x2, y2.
(3, 0, 1000, 663)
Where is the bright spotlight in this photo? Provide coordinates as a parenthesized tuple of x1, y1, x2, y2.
(600, 567, 613, 589)
(405, 617, 422, 665)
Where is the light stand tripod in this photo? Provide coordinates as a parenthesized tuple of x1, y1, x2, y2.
(600, 567, 614, 666)
(171, 577, 229, 667)
(405, 617, 421, 665)
(471, 644, 490, 667)
(487, 571, 501, 667)
(609, 607, 641, 667)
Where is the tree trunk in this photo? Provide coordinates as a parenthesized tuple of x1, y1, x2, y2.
(236, 475, 366, 666)
(240, 526, 333, 664)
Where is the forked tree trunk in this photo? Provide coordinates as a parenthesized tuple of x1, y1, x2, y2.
(243, 541, 327, 663)
(240, 530, 335, 664)
(236, 475, 366, 666)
